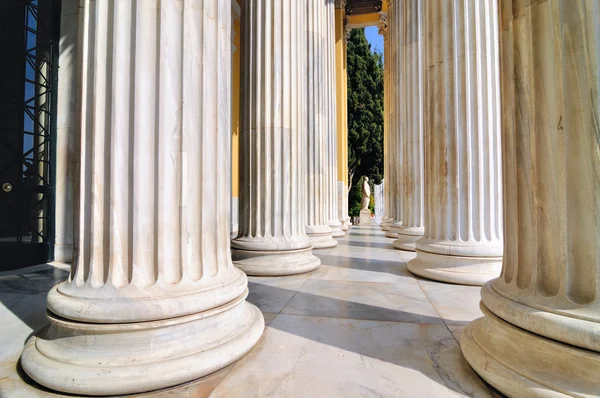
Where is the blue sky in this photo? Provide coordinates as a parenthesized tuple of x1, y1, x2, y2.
(364, 26, 384, 55)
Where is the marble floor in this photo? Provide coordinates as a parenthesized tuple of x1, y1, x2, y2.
(0, 226, 500, 397)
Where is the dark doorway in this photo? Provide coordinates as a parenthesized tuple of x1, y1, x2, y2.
(0, 0, 60, 270)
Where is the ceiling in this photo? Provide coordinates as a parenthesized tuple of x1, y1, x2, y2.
(345, 0, 382, 15)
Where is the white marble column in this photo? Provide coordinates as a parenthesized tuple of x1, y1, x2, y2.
(380, 12, 392, 231)
(20, 1, 264, 395)
(393, 0, 424, 251)
(306, 0, 337, 249)
(461, 1, 600, 395)
(407, 0, 503, 286)
(232, 0, 320, 276)
(336, 0, 351, 232)
(386, 0, 401, 239)
(54, 0, 79, 263)
(325, 1, 345, 238)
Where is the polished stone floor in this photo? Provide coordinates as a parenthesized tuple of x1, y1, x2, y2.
(0, 226, 499, 397)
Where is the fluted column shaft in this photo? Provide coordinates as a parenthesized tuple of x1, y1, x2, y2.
(385, 1, 399, 236)
(325, 2, 345, 238)
(408, 0, 503, 285)
(232, 0, 320, 276)
(21, 1, 263, 395)
(335, 2, 351, 231)
(306, 0, 337, 249)
(393, 0, 425, 251)
(380, 12, 391, 230)
(461, 2, 600, 396)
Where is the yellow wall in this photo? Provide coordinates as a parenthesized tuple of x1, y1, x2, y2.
(345, 13, 380, 28)
(232, 18, 241, 198)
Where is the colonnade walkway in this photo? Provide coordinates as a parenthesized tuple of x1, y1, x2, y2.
(1, 226, 500, 397)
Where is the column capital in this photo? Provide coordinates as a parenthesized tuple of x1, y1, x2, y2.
(344, 16, 352, 42)
(378, 11, 388, 37)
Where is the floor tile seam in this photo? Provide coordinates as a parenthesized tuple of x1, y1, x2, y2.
(275, 311, 446, 326)
(302, 277, 422, 288)
(264, 327, 313, 398)
(307, 276, 417, 285)
(416, 279, 460, 345)
(272, 272, 314, 319)
(414, 281, 485, 396)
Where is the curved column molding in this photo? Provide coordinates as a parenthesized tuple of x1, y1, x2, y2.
(393, 0, 424, 252)
(306, 0, 337, 248)
(231, 0, 320, 276)
(461, 1, 600, 396)
(386, 1, 401, 238)
(408, 0, 503, 285)
(325, 1, 345, 238)
(20, 1, 264, 395)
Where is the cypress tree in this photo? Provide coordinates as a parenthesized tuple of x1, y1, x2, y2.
(346, 28, 384, 217)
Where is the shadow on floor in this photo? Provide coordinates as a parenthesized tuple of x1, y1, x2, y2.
(243, 281, 488, 397)
(319, 255, 414, 277)
(0, 266, 68, 331)
(247, 281, 451, 325)
(336, 239, 396, 250)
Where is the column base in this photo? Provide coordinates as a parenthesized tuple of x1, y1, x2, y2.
(340, 218, 350, 231)
(306, 225, 338, 249)
(232, 246, 321, 276)
(329, 220, 346, 238)
(461, 304, 600, 398)
(407, 249, 501, 286)
(385, 222, 401, 238)
(21, 293, 264, 397)
(381, 218, 392, 231)
(343, 218, 352, 230)
(392, 227, 424, 251)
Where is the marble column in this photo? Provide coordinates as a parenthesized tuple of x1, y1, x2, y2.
(54, 0, 79, 263)
(230, 1, 242, 238)
(407, 0, 503, 286)
(306, 0, 337, 249)
(335, 0, 351, 232)
(386, 1, 401, 239)
(325, 1, 345, 238)
(20, 1, 264, 395)
(393, 0, 424, 251)
(461, 1, 600, 395)
(380, 12, 392, 231)
(232, 0, 321, 276)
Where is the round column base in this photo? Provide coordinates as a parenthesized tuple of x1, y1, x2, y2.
(232, 246, 321, 276)
(407, 249, 501, 286)
(21, 294, 264, 397)
(392, 232, 423, 252)
(341, 221, 350, 232)
(329, 221, 346, 238)
(461, 304, 600, 398)
(307, 231, 338, 249)
(385, 230, 398, 238)
(385, 224, 400, 238)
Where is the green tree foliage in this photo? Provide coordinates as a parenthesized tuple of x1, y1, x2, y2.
(346, 28, 384, 217)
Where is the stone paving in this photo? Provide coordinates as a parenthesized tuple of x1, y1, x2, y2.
(0, 226, 500, 397)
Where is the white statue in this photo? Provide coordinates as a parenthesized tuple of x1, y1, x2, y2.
(361, 177, 371, 211)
